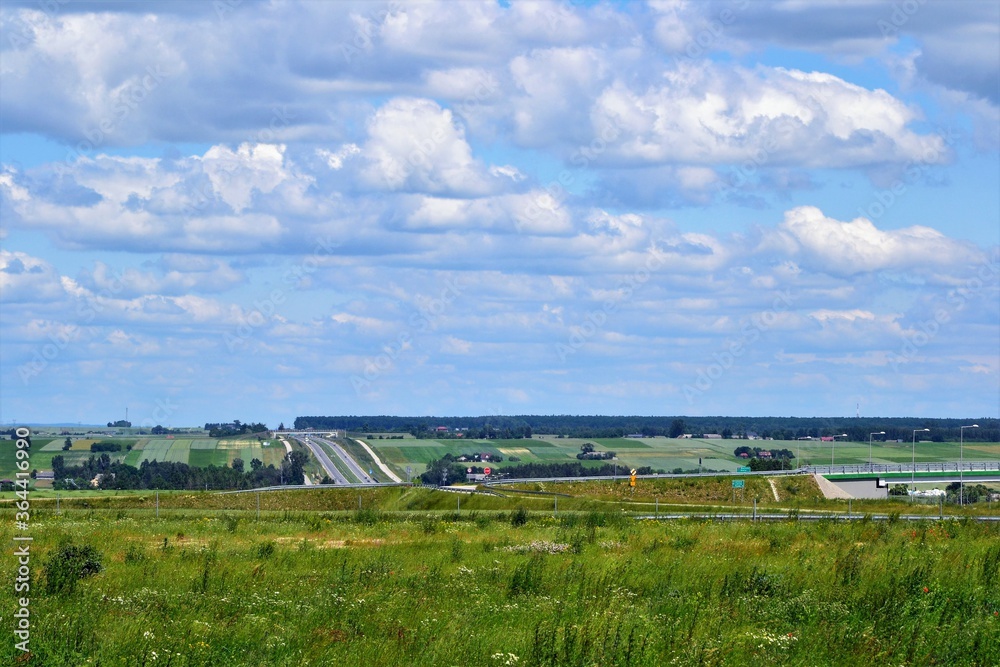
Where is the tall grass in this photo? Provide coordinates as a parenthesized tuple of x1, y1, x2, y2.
(1, 507, 998, 665)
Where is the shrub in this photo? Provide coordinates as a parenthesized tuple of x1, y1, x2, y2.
(510, 506, 528, 527)
(123, 544, 146, 564)
(43, 543, 103, 595)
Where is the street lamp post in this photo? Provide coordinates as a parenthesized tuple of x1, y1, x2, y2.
(912, 429, 930, 490)
(869, 432, 885, 471)
(831, 434, 848, 467)
(959, 424, 979, 506)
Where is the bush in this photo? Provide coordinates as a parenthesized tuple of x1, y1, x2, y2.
(510, 506, 529, 527)
(255, 541, 276, 559)
(123, 545, 146, 564)
(44, 542, 103, 595)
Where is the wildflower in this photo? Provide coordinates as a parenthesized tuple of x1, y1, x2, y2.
(923, 587, 929, 593)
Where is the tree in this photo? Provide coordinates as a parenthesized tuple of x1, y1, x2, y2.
(278, 422, 285, 431)
(52, 455, 66, 479)
(669, 419, 685, 438)
(63, 437, 72, 451)
(232, 458, 245, 473)
(250, 458, 263, 471)
(580, 442, 595, 454)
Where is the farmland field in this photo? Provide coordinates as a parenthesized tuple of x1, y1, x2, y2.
(366, 436, 1000, 478)
(0, 436, 288, 482)
(1, 485, 998, 666)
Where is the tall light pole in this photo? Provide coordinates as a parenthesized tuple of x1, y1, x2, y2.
(959, 424, 979, 506)
(869, 432, 885, 471)
(831, 434, 847, 466)
(912, 429, 930, 489)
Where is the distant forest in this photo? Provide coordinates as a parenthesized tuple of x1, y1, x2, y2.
(295, 415, 999, 442)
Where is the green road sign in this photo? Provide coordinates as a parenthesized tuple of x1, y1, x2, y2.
(737, 466, 751, 473)
(732, 480, 745, 488)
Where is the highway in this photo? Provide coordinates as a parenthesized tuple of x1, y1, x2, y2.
(309, 434, 376, 484)
(294, 435, 349, 485)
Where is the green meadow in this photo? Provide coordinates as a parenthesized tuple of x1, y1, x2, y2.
(0, 437, 288, 484)
(365, 436, 1000, 477)
(2, 484, 998, 666)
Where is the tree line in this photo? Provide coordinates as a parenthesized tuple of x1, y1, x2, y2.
(295, 415, 998, 442)
(49, 451, 308, 490)
(419, 458, 653, 485)
(204, 420, 269, 438)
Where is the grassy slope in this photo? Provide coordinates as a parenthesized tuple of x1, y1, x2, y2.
(2, 501, 998, 666)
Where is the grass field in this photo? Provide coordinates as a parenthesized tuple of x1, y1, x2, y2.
(0, 436, 288, 483)
(365, 436, 1000, 479)
(1, 485, 997, 666)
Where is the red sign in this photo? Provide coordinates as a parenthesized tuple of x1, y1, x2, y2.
(483, 467, 492, 475)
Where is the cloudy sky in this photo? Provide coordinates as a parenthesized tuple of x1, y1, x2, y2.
(1, 0, 998, 427)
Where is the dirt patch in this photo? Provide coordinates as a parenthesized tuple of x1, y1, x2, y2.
(273, 537, 386, 549)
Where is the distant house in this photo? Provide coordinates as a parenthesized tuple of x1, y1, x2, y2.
(436, 426, 449, 432)
(35, 471, 54, 480)
(820, 436, 834, 442)
(738, 452, 750, 458)
(759, 451, 772, 458)
(703, 434, 722, 439)
(625, 434, 644, 438)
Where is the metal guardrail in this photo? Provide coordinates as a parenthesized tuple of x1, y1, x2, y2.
(216, 482, 410, 494)
(213, 462, 1000, 494)
(804, 461, 1000, 476)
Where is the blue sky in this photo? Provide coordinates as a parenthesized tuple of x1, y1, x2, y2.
(1, 0, 998, 427)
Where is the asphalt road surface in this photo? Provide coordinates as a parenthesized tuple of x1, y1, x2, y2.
(310, 434, 376, 484)
(295, 436, 349, 484)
